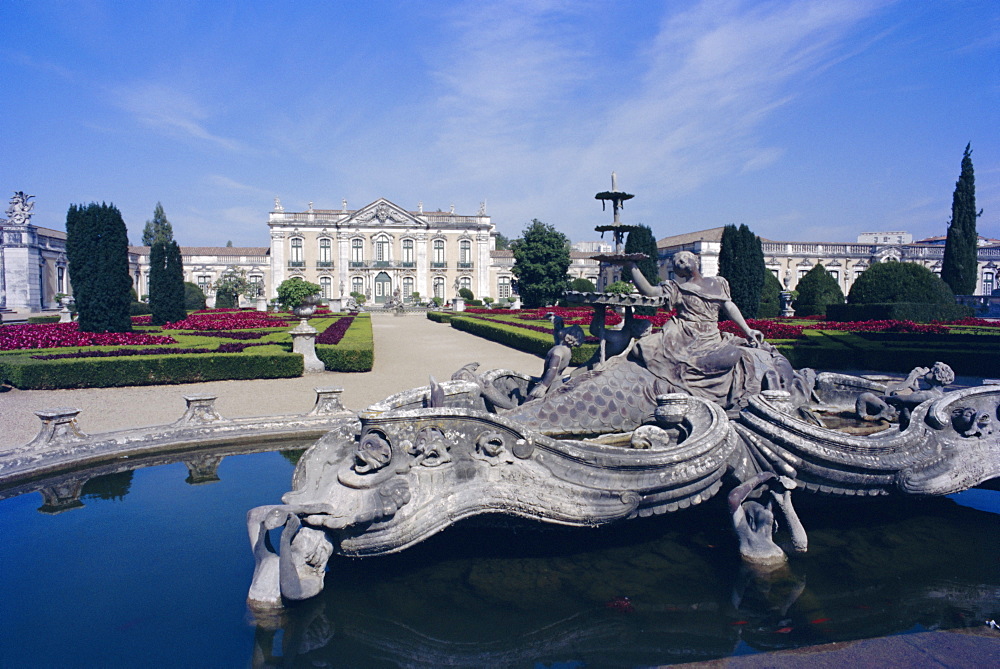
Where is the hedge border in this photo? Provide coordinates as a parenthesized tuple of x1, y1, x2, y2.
(316, 313, 374, 372)
(447, 315, 598, 365)
(0, 349, 304, 390)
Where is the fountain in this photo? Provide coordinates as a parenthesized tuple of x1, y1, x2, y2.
(244, 181, 1000, 614)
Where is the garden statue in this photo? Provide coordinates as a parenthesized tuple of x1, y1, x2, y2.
(246, 183, 1000, 613)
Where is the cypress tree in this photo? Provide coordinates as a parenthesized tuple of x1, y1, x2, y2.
(758, 269, 783, 318)
(66, 202, 133, 333)
(718, 224, 765, 318)
(142, 202, 174, 246)
(624, 224, 660, 285)
(149, 239, 187, 324)
(941, 144, 979, 295)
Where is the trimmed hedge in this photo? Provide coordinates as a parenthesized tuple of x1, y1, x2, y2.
(448, 315, 597, 365)
(27, 315, 61, 324)
(0, 350, 303, 389)
(777, 330, 1000, 377)
(316, 313, 373, 372)
(426, 311, 454, 324)
(825, 302, 972, 323)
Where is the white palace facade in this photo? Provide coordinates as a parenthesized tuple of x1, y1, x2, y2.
(2, 191, 997, 316)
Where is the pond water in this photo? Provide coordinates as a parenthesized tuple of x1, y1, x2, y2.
(1, 447, 998, 668)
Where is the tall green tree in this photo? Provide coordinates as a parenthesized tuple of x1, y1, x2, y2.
(494, 232, 511, 250)
(149, 240, 187, 324)
(66, 202, 133, 332)
(141, 202, 174, 246)
(511, 219, 571, 308)
(624, 224, 660, 285)
(718, 224, 765, 318)
(758, 269, 783, 318)
(941, 143, 980, 295)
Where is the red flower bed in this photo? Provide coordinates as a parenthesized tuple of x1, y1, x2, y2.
(163, 310, 292, 331)
(30, 342, 269, 359)
(316, 316, 355, 345)
(808, 320, 948, 334)
(0, 323, 177, 351)
(944, 317, 1000, 328)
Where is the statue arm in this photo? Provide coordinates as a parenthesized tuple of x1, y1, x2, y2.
(720, 300, 763, 347)
(625, 262, 662, 297)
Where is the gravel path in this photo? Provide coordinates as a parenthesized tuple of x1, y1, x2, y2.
(0, 313, 543, 450)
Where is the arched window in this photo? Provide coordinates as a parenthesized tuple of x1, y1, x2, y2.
(318, 238, 332, 266)
(374, 235, 390, 265)
(459, 276, 472, 293)
(351, 238, 364, 266)
(498, 276, 511, 299)
(249, 274, 263, 297)
(432, 239, 446, 266)
(290, 237, 304, 266)
(319, 276, 332, 298)
(433, 276, 445, 298)
(402, 276, 415, 301)
(351, 276, 364, 296)
(402, 239, 414, 266)
(459, 240, 472, 267)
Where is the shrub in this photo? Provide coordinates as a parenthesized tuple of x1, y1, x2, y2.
(277, 277, 322, 310)
(604, 281, 634, 296)
(569, 278, 597, 293)
(129, 301, 153, 316)
(184, 282, 207, 310)
(793, 264, 844, 317)
(849, 262, 956, 305)
(459, 287, 474, 301)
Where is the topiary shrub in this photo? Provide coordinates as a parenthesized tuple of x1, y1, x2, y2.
(277, 277, 322, 310)
(848, 261, 956, 305)
(459, 287, 474, 301)
(569, 277, 597, 293)
(184, 282, 207, 311)
(793, 264, 844, 317)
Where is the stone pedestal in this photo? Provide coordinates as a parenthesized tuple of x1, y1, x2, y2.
(780, 291, 795, 317)
(327, 298, 343, 313)
(59, 306, 72, 323)
(452, 297, 465, 312)
(256, 297, 268, 312)
(290, 319, 326, 373)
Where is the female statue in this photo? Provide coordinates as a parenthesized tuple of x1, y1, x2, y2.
(504, 251, 812, 436)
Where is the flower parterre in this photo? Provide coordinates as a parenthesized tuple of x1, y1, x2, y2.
(0, 322, 177, 351)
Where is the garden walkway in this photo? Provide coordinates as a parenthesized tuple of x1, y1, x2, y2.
(0, 313, 542, 451)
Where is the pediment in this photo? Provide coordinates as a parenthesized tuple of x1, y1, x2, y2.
(348, 199, 420, 227)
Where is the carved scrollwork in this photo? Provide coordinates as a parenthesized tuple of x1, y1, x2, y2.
(355, 431, 392, 474)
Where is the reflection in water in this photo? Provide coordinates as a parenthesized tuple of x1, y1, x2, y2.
(1, 448, 996, 668)
(252, 495, 1000, 668)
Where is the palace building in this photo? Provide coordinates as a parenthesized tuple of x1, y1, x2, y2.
(3, 190, 997, 317)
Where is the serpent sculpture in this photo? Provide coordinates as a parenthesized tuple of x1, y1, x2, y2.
(247, 288, 1000, 611)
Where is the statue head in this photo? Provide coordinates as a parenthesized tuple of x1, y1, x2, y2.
(926, 362, 955, 387)
(673, 251, 700, 277)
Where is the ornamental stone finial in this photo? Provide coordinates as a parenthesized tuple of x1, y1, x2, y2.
(478, 200, 487, 216)
(6, 191, 35, 225)
(274, 197, 284, 212)
(342, 199, 347, 212)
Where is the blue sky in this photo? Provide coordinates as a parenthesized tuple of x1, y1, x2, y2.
(2, 0, 997, 247)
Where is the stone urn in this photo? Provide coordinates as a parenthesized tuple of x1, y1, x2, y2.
(293, 294, 322, 319)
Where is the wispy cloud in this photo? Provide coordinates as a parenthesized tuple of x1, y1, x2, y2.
(112, 82, 245, 152)
(381, 0, 894, 236)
